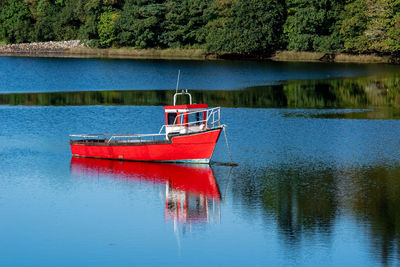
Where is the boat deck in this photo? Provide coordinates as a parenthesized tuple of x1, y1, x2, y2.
(70, 138, 171, 146)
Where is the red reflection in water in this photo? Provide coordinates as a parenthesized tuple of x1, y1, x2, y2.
(70, 157, 221, 224)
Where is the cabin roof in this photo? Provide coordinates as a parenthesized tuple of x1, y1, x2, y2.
(163, 104, 208, 110)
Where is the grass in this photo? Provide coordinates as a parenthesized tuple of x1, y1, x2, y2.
(272, 50, 392, 64)
(334, 53, 389, 64)
(271, 50, 325, 62)
(0, 40, 6, 45)
(66, 47, 213, 60)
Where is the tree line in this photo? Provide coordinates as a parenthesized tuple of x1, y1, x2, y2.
(1, 0, 400, 56)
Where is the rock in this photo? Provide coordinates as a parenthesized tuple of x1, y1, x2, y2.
(0, 40, 85, 56)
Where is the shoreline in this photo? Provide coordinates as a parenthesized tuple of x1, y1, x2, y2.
(0, 41, 398, 64)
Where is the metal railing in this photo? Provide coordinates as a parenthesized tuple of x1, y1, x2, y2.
(69, 133, 167, 144)
(159, 107, 221, 134)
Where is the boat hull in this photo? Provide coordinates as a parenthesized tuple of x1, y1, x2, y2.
(70, 128, 222, 164)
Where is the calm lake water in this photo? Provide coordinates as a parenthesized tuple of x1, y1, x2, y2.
(1, 56, 400, 92)
(1, 57, 400, 266)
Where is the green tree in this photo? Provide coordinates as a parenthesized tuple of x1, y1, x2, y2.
(161, 0, 212, 47)
(116, 0, 166, 48)
(339, 0, 400, 53)
(0, 0, 34, 43)
(206, 0, 285, 55)
(52, 0, 85, 41)
(338, 0, 368, 52)
(284, 0, 344, 52)
(33, 0, 60, 41)
(98, 7, 119, 47)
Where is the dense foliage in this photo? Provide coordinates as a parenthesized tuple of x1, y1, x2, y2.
(284, 0, 344, 52)
(1, 0, 400, 55)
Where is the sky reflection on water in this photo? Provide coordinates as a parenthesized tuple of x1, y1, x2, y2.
(1, 105, 400, 266)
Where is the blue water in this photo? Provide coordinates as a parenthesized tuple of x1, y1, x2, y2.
(1, 104, 400, 266)
(1, 56, 400, 92)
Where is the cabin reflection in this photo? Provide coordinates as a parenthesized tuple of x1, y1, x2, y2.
(70, 157, 221, 226)
(165, 184, 220, 224)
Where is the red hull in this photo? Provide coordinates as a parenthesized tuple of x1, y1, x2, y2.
(70, 128, 222, 163)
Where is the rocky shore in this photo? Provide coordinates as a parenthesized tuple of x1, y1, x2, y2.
(0, 40, 84, 57)
(0, 40, 211, 59)
(0, 40, 398, 63)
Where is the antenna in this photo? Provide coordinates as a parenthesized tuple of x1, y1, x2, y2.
(175, 70, 180, 93)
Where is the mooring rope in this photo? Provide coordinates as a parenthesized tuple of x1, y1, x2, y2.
(222, 125, 234, 165)
(223, 166, 234, 203)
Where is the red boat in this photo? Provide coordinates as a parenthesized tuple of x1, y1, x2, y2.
(70, 90, 224, 164)
(70, 157, 221, 224)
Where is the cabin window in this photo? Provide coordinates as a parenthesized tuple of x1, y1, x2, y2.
(167, 112, 178, 125)
(188, 112, 202, 126)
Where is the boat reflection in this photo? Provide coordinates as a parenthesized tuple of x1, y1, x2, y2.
(70, 157, 221, 225)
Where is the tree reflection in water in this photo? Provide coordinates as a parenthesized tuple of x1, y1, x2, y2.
(2, 72, 400, 110)
(231, 163, 400, 265)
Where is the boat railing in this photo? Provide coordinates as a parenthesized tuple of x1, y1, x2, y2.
(158, 107, 221, 134)
(70, 133, 167, 144)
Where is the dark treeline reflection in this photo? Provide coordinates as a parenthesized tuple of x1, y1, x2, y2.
(0, 87, 286, 107)
(231, 163, 400, 265)
(1, 73, 400, 109)
(346, 166, 400, 266)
